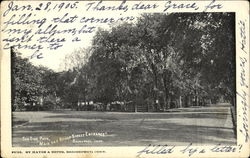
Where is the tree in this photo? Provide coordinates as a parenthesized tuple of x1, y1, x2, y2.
(11, 48, 48, 111)
(55, 12, 235, 111)
(58, 48, 92, 109)
(173, 13, 236, 106)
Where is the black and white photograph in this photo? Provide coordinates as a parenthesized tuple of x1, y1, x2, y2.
(1, 1, 249, 158)
(10, 12, 236, 146)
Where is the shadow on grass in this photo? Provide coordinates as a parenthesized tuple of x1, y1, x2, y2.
(42, 112, 229, 121)
(12, 118, 236, 147)
(12, 103, 235, 147)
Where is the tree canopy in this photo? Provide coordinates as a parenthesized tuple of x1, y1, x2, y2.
(12, 13, 235, 111)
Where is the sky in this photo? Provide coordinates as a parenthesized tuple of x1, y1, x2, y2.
(17, 14, 135, 72)
(1, 1, 144, 72)
(2, 0, 237, 72)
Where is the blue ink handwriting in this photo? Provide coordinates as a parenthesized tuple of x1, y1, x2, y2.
(137, 144, 175, 157)
(239, 20, 247, 54)
(163, 1, 199, 12)
(180, 143, 206, 156)
(85, 0, 128, 12)
(203, 0, 222, 12)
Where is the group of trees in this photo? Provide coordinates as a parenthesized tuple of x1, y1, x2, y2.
(12, 13, 235, 111)
(11, 49, 57, 111)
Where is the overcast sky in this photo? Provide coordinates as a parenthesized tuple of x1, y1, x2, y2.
(2, 0, 236, 72)
(1, 1, 145, 72)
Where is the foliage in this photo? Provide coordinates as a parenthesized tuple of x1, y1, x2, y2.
(12, 13, 236, 111)
(12, 49, 53, 110)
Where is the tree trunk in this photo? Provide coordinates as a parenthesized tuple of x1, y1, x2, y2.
(163, 83, 169, 109)
(161, 73, 171, 109)
(179, 96, 182, 108)
(151, 63, 159, 110)
(188, 95, 192, 107)
(231, 96, 236, 107)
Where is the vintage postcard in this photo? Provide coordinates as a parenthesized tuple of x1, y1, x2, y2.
(0, 0, 249, 158)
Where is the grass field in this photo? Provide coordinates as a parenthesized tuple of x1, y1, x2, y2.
(12, 103, 236, 147)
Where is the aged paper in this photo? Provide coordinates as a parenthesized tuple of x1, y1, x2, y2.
(1, 0, 249, 158)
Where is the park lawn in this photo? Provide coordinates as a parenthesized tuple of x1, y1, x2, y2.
(12, 104, 236, 147)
